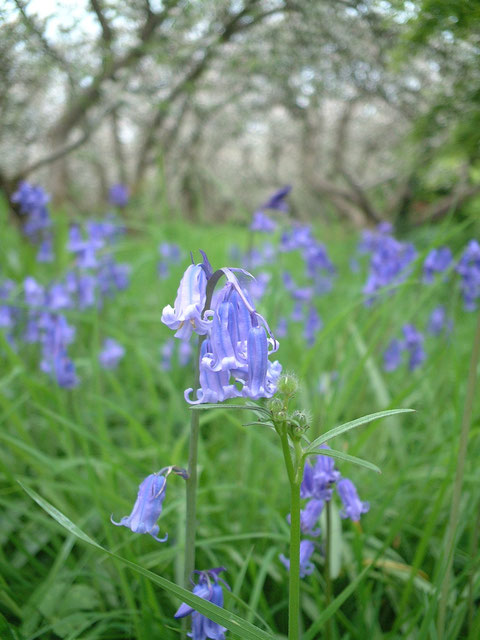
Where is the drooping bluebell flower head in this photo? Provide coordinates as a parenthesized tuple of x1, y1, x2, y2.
(428, 306, 453, 336)
(358, 222, 393, 254)
(108, 183, 129, 208)
(456, 239, 480, 311)
(161, 256, 212, 340)
(279, 540, 315, 578)
(252, 185, 291, 231)
(337, 478, 370, 521)
(40, 314, 78, 388)
(402, 324, 425, 371)
(423, 247, 452, 283)
(36, 233, 54, 263)
(11, 181, 50, 214)
(99, 338, 125, 369)
(174, 567, 229, 640)
(11, 181, 52, 254)
(111, 469, 187, 542)
(301, 445, 341, 501)
(383, 338, 404, 372)
(287, 498, 324, 537)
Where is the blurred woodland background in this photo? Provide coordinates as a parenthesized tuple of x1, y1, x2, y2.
(1, 0, 479, 227)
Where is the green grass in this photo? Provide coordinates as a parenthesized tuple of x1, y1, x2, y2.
(1, 203, 479, 640)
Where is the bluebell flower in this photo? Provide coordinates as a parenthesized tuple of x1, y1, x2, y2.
(428, 306, 453, 336)
(279, 540, 315, 578)
(402, 324, 425, 371)
(186, 340, 241, 404)
(337, 478, 370, 521)
(456, 239, 480, 311)
(383, 338, 404, 372)
(304, 306, 322, 346)
(99, 338, 125, 369)
(24, 277, 45, 308)
(40, 346, 78, 388)
(287, 498, 324, 537)
(363, 233, 416, 304)
(162, 263, 211, 340)
(36, 233, 54, 263)
(108, 183, 129, 208)
(174, 567, 229, 640)
(423, 247, 452, 283)
(301, 445, 341, 501)
(111, 472, 169, 542)
(160, 338, 175, 371)
(357, 222, 393, 254)
(250, 211, 277, 232)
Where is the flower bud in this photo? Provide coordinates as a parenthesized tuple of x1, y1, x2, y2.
(277, 373, 299, 397)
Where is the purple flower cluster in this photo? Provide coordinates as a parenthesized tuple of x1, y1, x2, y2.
(361, 224, 417, 304)
(280, 445, 369, 577)
(1, 192, 130, 387)
(11, 181, 53, 262)
(423, 247, 452, 283)
(175, 567, 230, 640)
(456, 239, 480, 311)
(427, 305, 453, 336)
(383, 324, 426, 372)
(162, 253, 282, 404)
(160, 337, 192, 371)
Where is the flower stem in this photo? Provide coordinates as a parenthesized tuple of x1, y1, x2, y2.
(184, 338, 203, 590)
(288, 477, 302, 640)
(437, 311, 480, 637)
(325, 500, 333, 640)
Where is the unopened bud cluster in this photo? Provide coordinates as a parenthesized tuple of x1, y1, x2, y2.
(268, 374, 309, 438)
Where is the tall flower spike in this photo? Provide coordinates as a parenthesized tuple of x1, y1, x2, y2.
(111, 472, 171, 542)
(174, 568, 229, 640)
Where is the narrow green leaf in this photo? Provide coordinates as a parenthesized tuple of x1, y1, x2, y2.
(306, 409, 414, 453)
(0, 614, 18, 640)
(304, 447, 381, 474)
(19, 482, 276, 640)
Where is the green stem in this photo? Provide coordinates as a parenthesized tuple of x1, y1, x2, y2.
(437, 311, 480, 638)
(325, 500, 333, 640)
(288, 478, 302, 640)
(184, 337, 203, 590)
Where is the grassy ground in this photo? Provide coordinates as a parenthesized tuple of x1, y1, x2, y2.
(1, 201, 479, 640)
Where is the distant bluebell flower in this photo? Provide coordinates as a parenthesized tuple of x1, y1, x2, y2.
(423, 247, 452, 283)
(11, 181, 50, 214)
(291, 301, 304, 322)
(76, 274, 97, 309)
(36, 233, 54, 262)
(40, 346, 78, 388)
(337, 478, 370, 521)
(428, 306, 453, 336)
(303, 242, 335, 278)
(162, 262, 211, 340)
(358, 222, 393, 254)
(280, 224, 314, 252)
(47, 283, 72, 310)
(250, 211, 277, 232)
(304, 306, 322, 346)
(248, 271, 271, 301)
(456, 239, 480, 311)
(24, 277, 45, 308)
(99, 338, 125, 369)
(109, 183, 129, 208)
(279, 540, 315, 578)
(275, 316, 288, 338)
(160, 338, 175, 371)
(383, 338, 404, 372)
(179, 339, 193, 366)
(0, 280, 17, 329)
(402, 324, 425, 371)
(111, 472, 169, 542)
(174, 567, 229, 640)
(97, 257, 130, 298)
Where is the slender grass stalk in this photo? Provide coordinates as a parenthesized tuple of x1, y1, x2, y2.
(184, 338, 202, 590)
(325, 500, 333, 640)
(437, 311, 480, 637)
